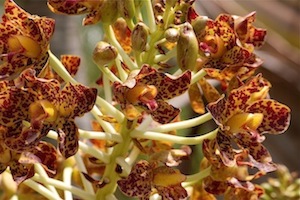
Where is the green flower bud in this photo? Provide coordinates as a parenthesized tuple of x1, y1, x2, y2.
(99, 0, 118, 24)
(131, 22, 149, 52)
(165, 28, 179, 43)
(192, 16, 208, 38)
(118, 0, 136, 20)
(93, 41, 118, 66)
(177, 22, 199, 71)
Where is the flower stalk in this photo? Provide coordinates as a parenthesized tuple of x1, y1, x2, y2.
(0, 0, 292, 199)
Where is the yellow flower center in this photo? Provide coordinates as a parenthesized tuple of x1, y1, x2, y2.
(8, 35, 41, 58)
(202, 34, 225, 58)
(29, 100, 58, 123)
(153, 168, 186, 187)
(226, 113, 264, 133)
(125, 84, 158, 105)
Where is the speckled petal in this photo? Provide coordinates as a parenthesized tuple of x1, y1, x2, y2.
(117, 160, 153, 198)
(61, 55, 80, 77)
(188, 83, 205, 114)
(10, 159, 34, 184)
(57, 120, 79, 158)
(47, 0, 92, 15)
(203, 176, 229, 195)
(156, 185, 188, 200)
(246, 99, 291, 134)
(206, 96, 227, 130)
(59, 83, 97, 118)
(139, 66, 191, 100)
(234, 132, 277, 173)
(150, 100, 180, 124)
(19, 141, 57, 176)
(235, 12, 267, 48)
(199, 78, 221, 103)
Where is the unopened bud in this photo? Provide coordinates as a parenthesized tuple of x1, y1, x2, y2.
(118, 0, 136, 20)
(177, 22, 199, 71)
(131, 22, 149, 52)
(93, 41, 118, 66)
(165, 28, 179, 43)
(191, 16, 207, 38)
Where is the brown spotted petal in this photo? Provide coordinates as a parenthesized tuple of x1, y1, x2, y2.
(246, 99, 291, 134)
(0, 0, 55, 79)
(199, 78, 221, 103)
(19, 141, 57, 176)
(235, 12, 267, 48)
(59, 83, 97, 118)
(139, 65, 191, 100)
(117, 160, 153, 199)
(234, 132, 277, 173)
(57, 120, 79, 158)
(47, 0, 97, 15)
(156, 185, 188, 200)
(9, 159, 34, 184)
(203, 176, 229, 195)
(149, 100, 180, 124)
(225, 179, 264, 200)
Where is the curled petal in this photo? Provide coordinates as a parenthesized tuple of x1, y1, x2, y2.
(19, 141, 57, 176)
(59, 83, 97, 118)
(57, 120, 79, 158)
(156, 185, 188, 200)
(117, 160, 153, 198)
(139, 66, 191, 100)
(188, 83, 205, 114)
(150, 100, 180, 124)
(246, 99, 291, 134)
(61, 55, 80, 77)
(10, 160, 34, 184)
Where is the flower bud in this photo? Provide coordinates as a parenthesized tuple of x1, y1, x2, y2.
(177, 22, 199, 71)
(93, 41, 118, 66)
(165, 28, 179, 43)
(118, 0, 136, 20)
(191, 16, 208, 38)
(131, 22, 149, 52)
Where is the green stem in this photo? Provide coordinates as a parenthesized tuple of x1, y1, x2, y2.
(95, 96, 125, 124)
(96, 120, 133, 199)
(47, 131, 110, 163)
(115, 55, 128, 82)
(149, 112, 212, 133)
(103, 24, 138, 70)
(143, 28, 164, 65)
(49, 50, 77, 84)
(62, 166, 73, 200)
(191, 69, 207, 84)
(31, 174, 95, 200)
(24, 179, 61, 200)
(78, 129, 122, 143)
(154, 46, 177, 63)
(131, 128, 218, 145)
(103, 74, 113, 103)
(74, 154, 95, 194)
(143, 0, 156, 33)
(182, 166, 211, 187)
(34, 164, 60, 199)
(96, 63, 121, 83)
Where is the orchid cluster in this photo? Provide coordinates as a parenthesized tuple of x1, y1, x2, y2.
(0, 0, 291, 200)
